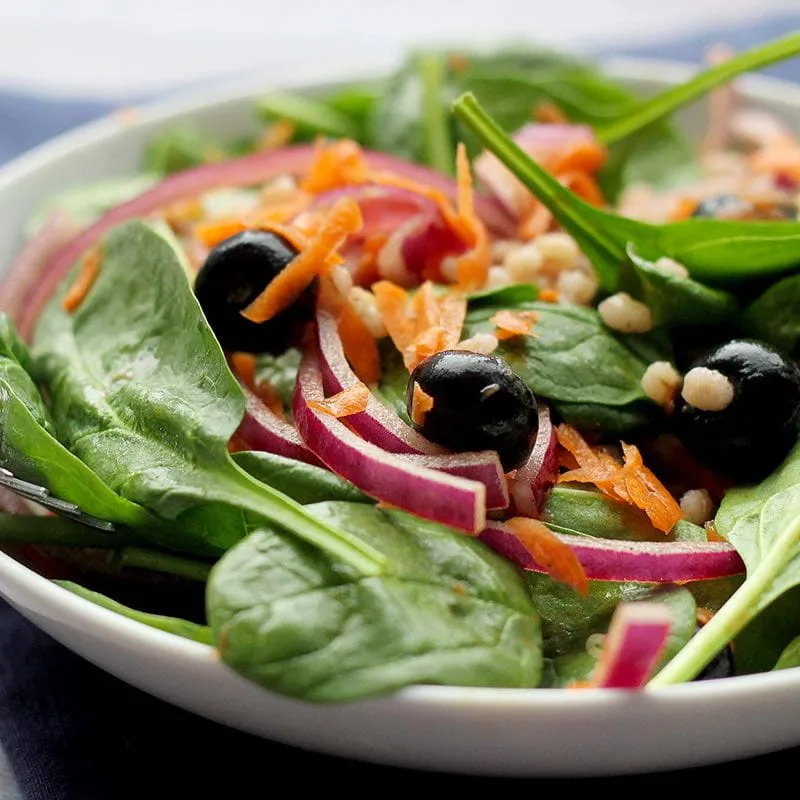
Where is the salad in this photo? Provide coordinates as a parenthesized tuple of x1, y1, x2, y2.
(2, 33, 800, 702)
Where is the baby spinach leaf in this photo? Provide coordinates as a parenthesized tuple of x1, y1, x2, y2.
(0, 324, 147, 527)
(741, 273, 800, 355)
(256, 93, 360, 140)
(651, 442, 800, 685)
(232, 451, 371, 505)
(548, 399, 656, 437)
(209, 501, 542, 701)
(253, 348, 301, 409)
(544, 485, 705, 542)
(621, 245, 738, 328)
(774, 635, 800, 670)
(33, 220, 383, 573)
(466, 282, 540, 309)
(55, 580, 213, 645)
(452, 93, 800, 291)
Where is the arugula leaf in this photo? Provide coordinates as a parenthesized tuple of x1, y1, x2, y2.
(621, 245, 739, 328)
(33, 220, 383, 573)
(452, 93, 800, 291)
(650, 442, 800, 685)
(208, 501, 542, 701)
(55, 580, 213, 645)
(232, 451, 371, 505)
(741, 273, 800, 355)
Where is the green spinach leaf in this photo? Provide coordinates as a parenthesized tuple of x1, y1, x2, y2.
(55, 580, 213, 645)
(33, 220, 382, 573)
(622, 245, 738, 328)
(256, 93, 360, 140)
(233, 451, 371, 505)
(208, 501, 542, 701)
(774, 635, 800, 670)
(741, 273, 800, 354)
(651, 442, 800, 685)
(253, 348, 301, 408)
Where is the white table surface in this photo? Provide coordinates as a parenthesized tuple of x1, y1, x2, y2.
(0, 1, 797, 796)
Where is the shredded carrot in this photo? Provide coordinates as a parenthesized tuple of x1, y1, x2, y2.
(337, 302, 382, 385)
(668, 197, 700, 221)
(490, 309, 539, 340)
(518, 203, 554, 239)
(539, 288, 560, 303)
(410, 381, 434, 426)
(447, 52, 471, 73)
(161, 198, 204, 230)
(534, 101, 568, 124)
(230, 353, 256, 388)
(300, 138, 371, 193)
(555, 424, 683, 533)
(193, 208, 311, 250)
(696, 607, 715, 626)
(63, 247, 103, 313)
(257, 119, 296, 151)
(749, 134, 800, 181)
(403, 325, 449, 371)
(506, 517, 589, 597)
(372, 281, 416, 351)
(241, 196, 363, 323)
(705, 521, 725, 542)
(549, 141, 607, 175)
(559, 170, 605, 206)
(411, 281, 442, 335)
(308, 382, 370, 418)
(453, 143, 491, 289)
(253, 380, 286, 418)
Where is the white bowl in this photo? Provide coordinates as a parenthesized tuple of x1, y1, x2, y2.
(1, 57, 800, 778)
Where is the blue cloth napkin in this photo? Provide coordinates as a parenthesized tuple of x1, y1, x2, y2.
(3, 15, 800, 799)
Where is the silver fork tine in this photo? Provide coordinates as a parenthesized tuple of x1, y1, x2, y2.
(0, 467, 116, 532)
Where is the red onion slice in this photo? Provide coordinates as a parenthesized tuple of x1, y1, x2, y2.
(293, 343, 487, 534)
(0, 212, 82, 319)
(316, 308, 509, 509)
(474, 123, 597, 218)
(5, 146, 514, 338)
(479, 523, 745, 583)
(508, 403, 558, 517)
(235, 385, 323, 467)
(592, 603, 673, 689)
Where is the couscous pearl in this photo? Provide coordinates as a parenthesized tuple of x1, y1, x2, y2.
(491, 238, 524, 262)
(681, 367, 735, 412)
(503, 242, 544, 282)
(260, 174, 299, 204)
(535, 232, 581, 271)
(331, 264, 353, 298)
(348, 287, 387, 338)
(641, 361, 682, 408)
(585, 633, 606, 658)
(485, 265, 512, 290)
(439, 255, 459, 284)
(597, 293, 653, 333)
(653, 257, 690, 279)
(680, 488, 715, 526)
(556, 268, 597, 305)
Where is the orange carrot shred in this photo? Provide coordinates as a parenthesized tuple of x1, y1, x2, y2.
(194, 216, 309, 250)
(337, 302, 382, 385)
(254, 380, 286, 419)
(669, 197, 700, 221)
(257, 119, 296, 151)
(241, 196, 363, 323)
(539, 288, 560, 303)
(403, 325, 449, 371)
(230, 353, 256, 388)
(308, 382, 370, 418)
(410, 381, 434, 426)
(534, 101, 568, 124)
(506, 517, 589, 597)
(453, 143, 491, 289)
(372, 281, 416, 351)
(556, 424, 682, 533)
(559, 170, 605, 207)
(301, 138, 371, 193)
(63, 247, 103, 313)
(490, 309, 539, 340)
(549, 141, 607, 175)
(518, 202, 553, 239)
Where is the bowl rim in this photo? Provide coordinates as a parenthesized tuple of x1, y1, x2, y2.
(2, 53, 800, 708)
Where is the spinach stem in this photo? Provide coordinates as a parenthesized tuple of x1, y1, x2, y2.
(0, 512, 128, 548)
(418, 52, 455, 175)
(597, 31, 800, 145)
(451, 92, 622, 288)
(649, 512, 800, 686)
(228, 465, 386, 576)
(118, 546, 212, 582)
